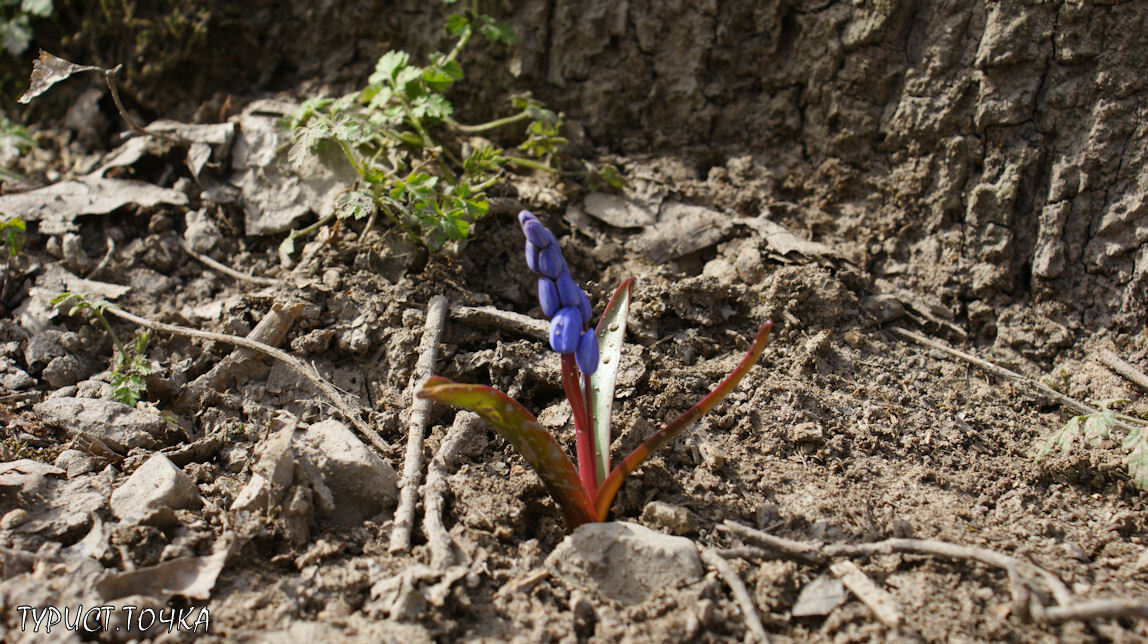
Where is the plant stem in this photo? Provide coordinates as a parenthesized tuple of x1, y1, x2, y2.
(443, 21, 474, 65)
(562, 353, 597, 497)
(501, 155, 560, 174)
(448, 110, 530, 134)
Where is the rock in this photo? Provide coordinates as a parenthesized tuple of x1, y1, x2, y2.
(295, 420, 398, 522)
(54, 449, 99, 478)
(734, 245, 765, 284)
(701, 257, 737, 284)
(583, 192, 656, 228)
(1, 508, 30, 529)
(792, 574, 847, 617)
(23, 329, 77, 374)
(34, 397, 170, 453)
(545, 521, 704, 604)
(862, 294, 906, 324)
(641, 501, 697, 536)
(184, 207, 222, 253)
(231, 473, 270, 512)
(219, 445, 250, 473)
(0, 358, 35, 390)
(109, 454, 202, 525)
(42, 354, 86, 388)
(0, 459, 65, 493)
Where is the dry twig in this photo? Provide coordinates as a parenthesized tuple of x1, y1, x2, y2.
(390, 295, 450, 552)
(450, 304, 548, 341)
(103, 303, 385, 451)
(719, 521, 1148, 626)
(423, 411, 480, 570)
(829, 559, 901, 628)
(182, 241, 279, 286)
(889, 326, 1139, 435)
(700, 547, 770, 643)
(1099, 350, 1148, 393)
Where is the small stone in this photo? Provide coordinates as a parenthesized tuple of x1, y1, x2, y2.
(54, 449, 98, 478)
(892, 519, 914, 539)
(294, 420, 398, 522)
(702, 258, 737, 284)
(34, 397, 169, 453)
(291, 328, 335, 354)
(545, 521, 704, 604)
(61, 233, 91, 273)
(184, 208, 222, 253)
(790, 422, 824, 443)
(792, 574, 847, 617)
(862, 294, 906, 324)
(219, 445, 250, 473)
(42, 355, 85, 388)
(734, 246, 765, 284)
(337, 328, 370, 354)
(1135, 548, 1148, 573)
(231, 473, 270, 511)
(641, 501, 697, 535)
(110, 454, 202, 525)
(23, 330, 70, 374)
(1, 508, 30, 530)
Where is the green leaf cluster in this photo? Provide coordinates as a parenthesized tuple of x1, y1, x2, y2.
(283, 2, 588, 252)
(1, 215, 24, 257)
(50, 292, 153, 407)
(1, 0, 53, 55)
(1037, 398, 1148, 491)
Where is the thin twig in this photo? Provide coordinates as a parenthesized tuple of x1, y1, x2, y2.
(829, 559, 902, 628)
(103, 65, 181, 145)
(889, 326, 1139, 435)
(450, 304, 548, 341)
(102, 304, 386, 451)
(84, 236, 116, 280)
(719, 521, 1148, 626)
(1099, 350, 1148, 393)
(390, 295, 450, 552)
(182, 241, 279, 286)
(700, 548, 770, 643)
(424, 411, 481, 570)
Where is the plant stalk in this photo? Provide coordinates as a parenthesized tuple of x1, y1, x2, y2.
(562, 353, 597, 497)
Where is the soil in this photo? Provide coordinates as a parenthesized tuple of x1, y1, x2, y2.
(2, 1, 1148, 643)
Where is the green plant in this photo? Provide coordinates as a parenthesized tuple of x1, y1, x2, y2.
(1, 112, 33, 180)
(1036, 398, 1148, 491)
(0, 0, 52, 55)
(283, 2, 620, 255)
(51, 292, 153, 406)
(417, 211, 773, 530)
(1, 215, 24, 257)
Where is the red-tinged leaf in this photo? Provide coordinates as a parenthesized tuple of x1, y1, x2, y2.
(417, 376, 597, 529)
(588, 277, 634, 484)
(593, 320, 774, 521)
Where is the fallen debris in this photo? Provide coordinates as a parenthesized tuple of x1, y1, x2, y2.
(109, 453, 202, 525)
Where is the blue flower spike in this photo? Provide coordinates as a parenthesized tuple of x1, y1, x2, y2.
(518, 210, 600, 375)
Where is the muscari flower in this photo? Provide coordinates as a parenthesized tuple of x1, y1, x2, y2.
(518, 210, 599, 375)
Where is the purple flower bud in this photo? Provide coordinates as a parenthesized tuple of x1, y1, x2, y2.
(575, 328, 599, 375)
(537, 245, 565, 279)
(538, 278, 560, 318)
(517, 210, 536, 227)
(549, 307, 582, 354)
(577, 289, 592, 326)
(525, 241, 540, 273)
(556, 271, 583, 310)
(523, 219, 551, 248)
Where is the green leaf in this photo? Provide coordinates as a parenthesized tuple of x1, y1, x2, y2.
(411, 93, 452, 120)
(588, 278, 633, 485)
(21, 0, 53, 17)
(445, 13, 469, 35)
(1125, 428, 1148, 491)
(417, 377, 597, 529)
(1, 15, 33, 55)
(335, 191, 377, 220)
(478, 15, 516, 45)
(593, 320, 774, 521)
(370, 50, 409, 86)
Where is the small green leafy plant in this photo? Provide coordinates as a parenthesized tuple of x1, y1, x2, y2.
(51, 292, 153, 406)
(1, 0, 53, 55)
(1036, 398, 1148, 491)
(284, 2, 619, 255)
(418, 212, 773, 530)
(1, 215, 24, 257)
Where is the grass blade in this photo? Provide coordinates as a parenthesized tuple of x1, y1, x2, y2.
(593, 320, 774, 521)
(417, 376, 597, 528)
(588, 277, 634, 485)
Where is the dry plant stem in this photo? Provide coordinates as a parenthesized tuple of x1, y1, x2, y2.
(1099, 350, 1148, 392)
(84, 236, 116, 280)
(103, 66, 180, 145)
(103, 304, 384, 450)
(829, 560, 902, 628)
(449, 304, 548, 341)
(699, 548, 770, 643)
(719, 521, 1148, 625)
(424, 411, 481, 570)
(390, 295, 450, 552)
(889, 326, 1140, 435)
(182, 242, 278, 286)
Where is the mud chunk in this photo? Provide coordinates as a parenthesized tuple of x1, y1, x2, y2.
(23, 329, 80, 374)
(295, 419, 398, 522)
(110, 454, 202, 525)
(35, 397, 169, 453)
(54, 448, 99, 478)
(1, 508, 30, 530)
(862, 294, 905, 323)
(42, 354, 85, 388)
(641, 501, 697, 536)
(734, 245, 765, 285)
(546, 521, 703, 604)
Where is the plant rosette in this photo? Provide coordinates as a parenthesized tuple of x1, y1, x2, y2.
(418, 211, 773, 530)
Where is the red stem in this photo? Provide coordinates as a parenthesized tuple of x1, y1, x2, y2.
(562, 354, 597, 497)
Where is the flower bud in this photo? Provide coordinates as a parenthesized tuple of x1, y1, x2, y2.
(556, 271, 583, 310)
(575, 328, 599, 375)
(523, 219, 551, 248)
(549, 307, 582, 354)
(538, 278, 560, 318)
(537, 245, 566, 279)
(525, 240, 540, 273)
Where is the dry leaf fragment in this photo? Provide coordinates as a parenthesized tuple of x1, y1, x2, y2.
(19, 50, 101, 104)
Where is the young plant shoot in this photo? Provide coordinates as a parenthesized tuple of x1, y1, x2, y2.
(418, 211, 773, 530)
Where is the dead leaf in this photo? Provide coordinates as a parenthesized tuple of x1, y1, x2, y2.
(19, 51, 101, 104)
(0, 175, 189, 235)
(95, 545, 230, 601)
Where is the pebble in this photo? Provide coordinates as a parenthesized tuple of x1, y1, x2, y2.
(42, 355, 85, 388)
(641, 501, 697, 536)
(295, 420, 398, 521)
(1, 509, 30, 530)
(109, 453, 202, 525)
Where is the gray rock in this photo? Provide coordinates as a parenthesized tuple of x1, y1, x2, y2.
(0, 358, 35, 390)
(792, 574, 847, 617)
(183, 207, 222, 253)
(545, 521, 703, 604)
(583, 192, 656, 228)
(54, 449, 99, 478)
(295, 420, 398, 522)
(1, 508, 30, 530)
(110, 454, 202, 525)
(23, 329, 74, 374)
(34, 397, 169, 453)
(42, 355, 86, 388)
